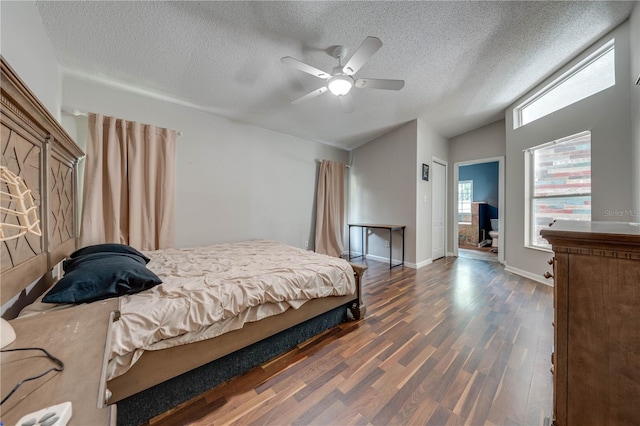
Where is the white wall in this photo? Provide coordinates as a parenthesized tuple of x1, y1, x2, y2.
(62, 76, 349, 249)
(448, 120, 506, 165)
(447, 120, 506, 252)
(416, 120, 449, 265)
(631, 4, 640, 214)
(0, 0, 61, 120)
(505, 21, 634, 280)
(350, 121, 417, 265)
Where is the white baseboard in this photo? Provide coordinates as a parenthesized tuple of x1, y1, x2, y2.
(446, 251, 455, 257)
(343, 250, 364, 258)
(504, 264, 553, 287)
(353, 253, 420, 269)
(344, 252, 433, 270)
(414, 258, 432, 269)
(364, 253, 402, 264)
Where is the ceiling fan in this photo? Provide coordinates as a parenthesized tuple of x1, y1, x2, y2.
(281, 36, 405, 105)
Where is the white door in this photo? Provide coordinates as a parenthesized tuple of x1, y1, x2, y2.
(432, 160, 446, 260)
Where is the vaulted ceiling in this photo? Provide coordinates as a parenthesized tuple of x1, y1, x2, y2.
(36, 1, 636, 149)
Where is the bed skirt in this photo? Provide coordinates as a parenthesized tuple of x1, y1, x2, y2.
(117, 303, 348, 426)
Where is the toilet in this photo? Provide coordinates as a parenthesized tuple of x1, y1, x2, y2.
(489, 219, 499, 248)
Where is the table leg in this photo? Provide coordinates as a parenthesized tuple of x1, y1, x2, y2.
(402, 227, 405, 266)
(389, 228, 393, 269)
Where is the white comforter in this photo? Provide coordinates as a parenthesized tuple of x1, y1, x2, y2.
(108, 240, 355, 379)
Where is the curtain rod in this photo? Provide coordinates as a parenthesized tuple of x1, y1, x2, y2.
(315, 159, 351, 168)
(61, 107, 183, 136)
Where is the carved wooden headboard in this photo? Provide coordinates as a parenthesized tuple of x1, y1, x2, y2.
(1, 56, 83, 310)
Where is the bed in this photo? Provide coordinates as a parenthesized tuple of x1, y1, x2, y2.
(18, 240, 366, 402)
(1, 56, 366, 422)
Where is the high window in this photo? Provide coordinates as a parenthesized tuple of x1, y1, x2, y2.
(514, 40, 615, 128)
(525, 131, 591, 250)
(458, 180, 473, 223)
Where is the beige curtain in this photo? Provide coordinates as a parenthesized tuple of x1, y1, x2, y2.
(80, 113, 176, 250)
(315, 160, 345, 257)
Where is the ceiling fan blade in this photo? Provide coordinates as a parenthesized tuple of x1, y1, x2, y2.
(291, 86, 328, 104)
(281, 57, 330, 79)
(342, 36, 383, 75)
(355, 78, 405, 91)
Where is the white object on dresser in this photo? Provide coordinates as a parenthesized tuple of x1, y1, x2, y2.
(15, 401, 72, 426)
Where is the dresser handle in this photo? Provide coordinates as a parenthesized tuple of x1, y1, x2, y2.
(544, 271, 553, 279)
(105, 388, 112, 404)
(547, 258, 554, 265)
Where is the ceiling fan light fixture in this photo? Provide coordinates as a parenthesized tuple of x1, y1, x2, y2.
(282, 37, 403, 105)
(327, 74, 353, 96)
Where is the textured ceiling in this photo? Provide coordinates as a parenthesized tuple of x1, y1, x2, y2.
(36, 1, 636, 150)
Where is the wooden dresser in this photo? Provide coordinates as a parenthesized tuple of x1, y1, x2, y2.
(541, 220, 640, 426)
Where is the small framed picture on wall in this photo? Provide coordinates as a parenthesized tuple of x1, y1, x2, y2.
(422, 163, 429, 181)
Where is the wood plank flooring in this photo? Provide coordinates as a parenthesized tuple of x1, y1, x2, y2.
(458, 246, 499, 263)
(145, 256, 554, 426)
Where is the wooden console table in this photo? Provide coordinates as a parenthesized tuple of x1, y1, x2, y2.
(348, 223, 406, 269)
(1, 300, 119, 425)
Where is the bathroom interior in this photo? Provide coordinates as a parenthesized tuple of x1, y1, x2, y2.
(458, 161, 499, 261)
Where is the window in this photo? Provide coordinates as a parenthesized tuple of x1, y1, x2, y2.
(458, 180, 473, 223)
(525, 131, 591, 250)
(514, 40, 615, 128)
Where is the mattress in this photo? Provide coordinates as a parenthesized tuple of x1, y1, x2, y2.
(21, 240, 355, 380)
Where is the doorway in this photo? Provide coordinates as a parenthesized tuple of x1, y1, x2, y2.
(453, 157, 504, 264)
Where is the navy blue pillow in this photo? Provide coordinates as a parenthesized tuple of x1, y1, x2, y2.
(69, 243, 150, 264)
(43, 252, 162, 304)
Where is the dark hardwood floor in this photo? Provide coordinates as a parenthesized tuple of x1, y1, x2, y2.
(459, 245, 499, 263)
(146, 256, 554, 426)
